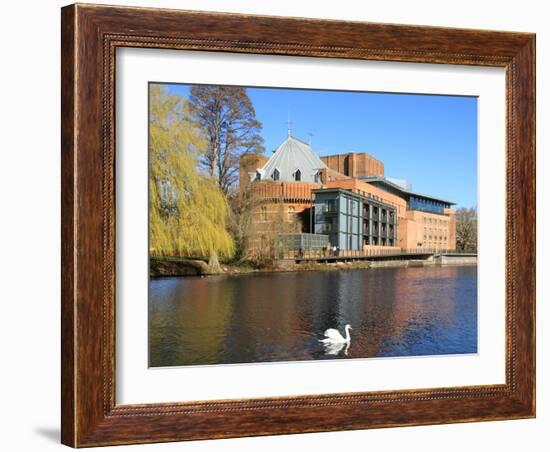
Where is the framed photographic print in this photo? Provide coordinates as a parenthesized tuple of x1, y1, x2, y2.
(61, 3, 536, 447)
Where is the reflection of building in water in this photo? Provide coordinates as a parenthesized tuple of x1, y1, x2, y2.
(382, 266, 459, 339)
(240, 135, 456, 254)
(369, 266, 478, 357)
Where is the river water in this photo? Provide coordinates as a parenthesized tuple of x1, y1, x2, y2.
(149, 265, 477, 367)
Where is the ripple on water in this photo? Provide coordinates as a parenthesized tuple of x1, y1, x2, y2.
(149, 266, 477, 367)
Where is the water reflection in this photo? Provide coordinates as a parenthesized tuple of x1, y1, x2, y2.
(149, 266, 477, 367)
(322, 341, 350, 356)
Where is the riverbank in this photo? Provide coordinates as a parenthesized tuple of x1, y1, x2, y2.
(150, 255, 477, 278)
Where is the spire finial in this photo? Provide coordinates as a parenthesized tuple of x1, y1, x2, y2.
(308, 132, 313, 146)
(287, 112, 292, 137)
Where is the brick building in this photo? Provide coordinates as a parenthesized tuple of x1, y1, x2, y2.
(239, 134, 456, 255)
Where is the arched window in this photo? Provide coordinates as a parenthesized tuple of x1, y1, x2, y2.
(255, 171, 261, 181)
(272, 168, 280, 181)
(293, 169, 301, 181)
(260, 206, 267, 221)
(288, 206, 295, 217)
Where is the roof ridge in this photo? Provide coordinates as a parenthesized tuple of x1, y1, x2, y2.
(287, 135, 310, 146)
(258, 135, 327, 182)
(364, 176, 455, 205)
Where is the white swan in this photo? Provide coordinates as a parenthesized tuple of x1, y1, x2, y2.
(319, 324, 352, 344)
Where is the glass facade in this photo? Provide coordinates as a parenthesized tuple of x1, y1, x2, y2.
(314, 189, 396, 250)
(408, 195, 450, 214)
(364, 178, 453, 215)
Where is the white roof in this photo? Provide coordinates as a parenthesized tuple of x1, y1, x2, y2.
(259, 135, 326, 182)
(387, 178, 412, 191)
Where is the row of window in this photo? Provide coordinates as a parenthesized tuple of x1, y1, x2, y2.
(424, 226, 447, 233)
(356, 190, 385, 204)
(424, 224, 449, 241)
(259, 205, 297, 222)
(270, 168, 302, 182)
(421, 242, 449, 250)
(366, 237, 394, 246)
(423, 233, 453, 241)
(423, 217, 448, 225)
(424, 235, 448, 241)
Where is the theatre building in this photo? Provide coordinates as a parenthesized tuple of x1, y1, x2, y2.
(239, 134, 456, 255)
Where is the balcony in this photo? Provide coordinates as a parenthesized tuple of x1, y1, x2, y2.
(319, 204, 338, 216)
(318, 223, 335, 234)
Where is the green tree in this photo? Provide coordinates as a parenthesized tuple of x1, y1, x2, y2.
(189, 85, 265, 194)
(149, 85, 234, 270)
(455, 207, 478, 252)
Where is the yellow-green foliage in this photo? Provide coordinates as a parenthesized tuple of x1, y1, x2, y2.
(149, 85, 234, 260)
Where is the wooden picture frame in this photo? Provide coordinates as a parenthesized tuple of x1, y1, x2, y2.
(61, 3, 535, 447)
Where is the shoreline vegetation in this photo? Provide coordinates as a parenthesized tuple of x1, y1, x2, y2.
(150, 256, 477, 278)
(148, 85, 478, 277)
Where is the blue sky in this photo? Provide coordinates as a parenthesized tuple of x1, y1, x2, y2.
(161, 83, 477, 208)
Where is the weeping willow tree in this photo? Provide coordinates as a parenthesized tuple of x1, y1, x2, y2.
(149, 84, 234, 271)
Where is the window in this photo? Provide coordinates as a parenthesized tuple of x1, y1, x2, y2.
(293, 169, 301, 181)
(255, 171, 261, 181)
(288, 206, 295, 217)
(260, 206, 267, 221)
(272, 168, 280, 181)
(313, 171, 320, 183)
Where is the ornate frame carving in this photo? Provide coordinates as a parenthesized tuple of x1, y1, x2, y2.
(61, 4, 535, 447)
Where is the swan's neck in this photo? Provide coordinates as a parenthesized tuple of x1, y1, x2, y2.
(344, 326, 351, 342)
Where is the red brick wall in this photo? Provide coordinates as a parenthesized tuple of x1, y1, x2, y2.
(244, 178, 456, 253)
(444, 208, 457, 251)
(321, 154, 347, 175)
(249, 181, 320, 202)
(400, 209, 457, 251)
(321, 152, 384, 178)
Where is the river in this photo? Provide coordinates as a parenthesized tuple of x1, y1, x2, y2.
(149, 265, 477, 367)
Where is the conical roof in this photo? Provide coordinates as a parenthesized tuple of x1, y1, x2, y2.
(259, 135, 326, 183)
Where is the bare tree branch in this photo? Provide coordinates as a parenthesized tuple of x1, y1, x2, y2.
(189, 86, 265, 194)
